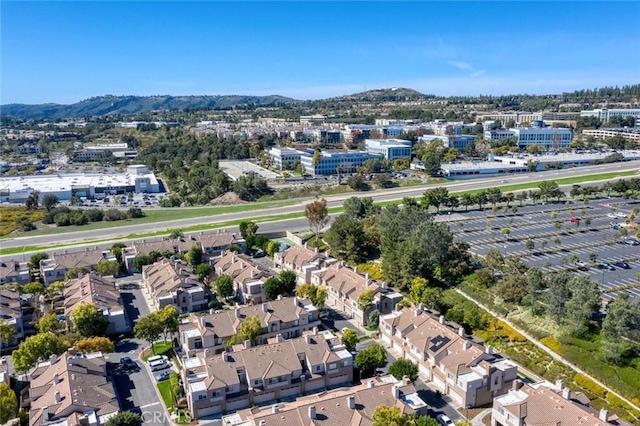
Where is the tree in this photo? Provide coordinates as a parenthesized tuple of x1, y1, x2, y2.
(538, 180, 561, 202)
(104, 411, 143, 426)
(96, 260, 120, 277)
(502, 227, 511, 240)
(354, 343, 386, 373)
(347, 173, 368, 191)
(373, 173, 393, 188)
(372, 405, 413, 426)
(195, 263, 212, 283)
(134, 313, 163, 354)
(342, 329, 358, 352)
(265, 240, 280, 257)
(23, 281, 45, 295)
(169, 229, 184, 239)
(232, 172, 271, 201)
(0, 319, 16, 348)
(29, 252, 49, 272)
(525, 239, 535, 253)
(169, 372, 181, 403)
(325, 214, 369, 263)
(12, 332, 68, 372)
(74, 336, 116, 353)
(25, 190, 40, 210)
(601, 293, 640, 363)
(239, 221, 258, 249)
(264, 277, 285, 300)
(279, 270, 297, 295)
(388, 358, 419, 383)
(305, 197, 330, 243)
(185, 244, 203, 266)
(42, 194, 59, 212)
(237, 315, 263, 345)
(216, 274, 234, 299)
(70, 304, 109, 337)
(158, 305, 179, 342)
(296, 283, 327, 309)
(358, 290, 375, 313)
(0, 383, 17, 425)
(37, 313, 62, 334)
(65, 266, 90, 280)
(564, 276, 600, 337)
(414, 416, 440, 426)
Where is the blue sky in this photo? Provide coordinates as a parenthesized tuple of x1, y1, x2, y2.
(2, 1, 639, 104)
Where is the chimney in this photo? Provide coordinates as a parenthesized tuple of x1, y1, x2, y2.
(209, 308, 214, 314)
(365, 273, 370, 281)
(418, 303, 425, 312)
(54, 372, 60, 384)
(347, 395, 355, 410)
(562, 387, 571, 400)
(414, 308, 421, 317)
(49, 354, 58, 364)
(54, 390, 62, 403)
(463, 341, 471, 350)
(251, 270, 255, 279)
(439, 315, 445, 324)
(204, 349, 211, 357)
(42, 407, 50, 421)
(308, 405, 316, 420)
(305, 335, 312, 344)
(368, 380, 375, 388)
(555, 379, 565, 391)
(235, 309, 241, 319)
(458, 327, 465, 337)
(275, 334, 284, 343)
(312, 326, 318, 335)
(354, 266, 358, 273)
(223, 352, 230, 362)
(277, 294, 282, 300)
(272, 405, 280, 414)
(259, 421, 266, 426)
(485, 345, 493, 355)
(244, 340, 252, 349)
(393, 384, 401, 399)
(512, 379, 523, 391)
(599, 409, 609, 422)
(402, 375, 411, 386)
(262, 303, 268, 313)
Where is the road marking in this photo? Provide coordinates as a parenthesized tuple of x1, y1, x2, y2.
(140, 402, 161, 409)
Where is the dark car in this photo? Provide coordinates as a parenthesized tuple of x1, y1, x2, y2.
(121, 356, 137, 370)
(252, 250, 266, 258)
(614, 261, 631, 269)
(598, 263, 616, 271)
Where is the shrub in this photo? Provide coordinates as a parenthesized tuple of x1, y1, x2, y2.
(540, 336, 563, 356)
(574, 373, 607, 399)
(54, 213, 71, 226)
(85, 208, 104, 222)
(104, 209, 125, 221)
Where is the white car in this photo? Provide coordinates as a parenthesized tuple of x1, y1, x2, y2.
(436, 414, 454, 426)
(149, 359, 170, 371)
(147, 355, 169, 364)
(607, 213, 617, 218)
(615, 212, 627, 218)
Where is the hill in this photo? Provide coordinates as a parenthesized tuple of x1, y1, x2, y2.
(0, 94, 298, 119)
(329, 87, 432, 103)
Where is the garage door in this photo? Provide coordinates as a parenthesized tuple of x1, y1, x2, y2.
(392, 340, 404, 355)
(329, 374, 350, 386)
(305, 379, 326, 393)
(433, 375, 446, 391)
(227, 397, 250, 412)
(281, 385, 302, 398)
(448, 389, 464, 405)
(197, 404, 221, 418)
(253, 391, 275, 404)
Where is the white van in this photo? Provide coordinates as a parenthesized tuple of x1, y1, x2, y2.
(147, 355, 169, 364)
(149, 359, 169, 371)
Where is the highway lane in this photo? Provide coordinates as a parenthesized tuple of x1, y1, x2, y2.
(3, 161, 639, 253)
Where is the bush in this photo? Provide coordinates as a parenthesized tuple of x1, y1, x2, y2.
(85, 208, 104, 222)
(15, 217, 36, 231)
(127, 207, 145, 219)
(573, 373, 607, 399)
(54, 212, 71, 226)
(104, 209, 125, 221)
(388, 358, 418, 382)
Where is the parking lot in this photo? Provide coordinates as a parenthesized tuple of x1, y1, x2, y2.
(444, 197, 640, 301)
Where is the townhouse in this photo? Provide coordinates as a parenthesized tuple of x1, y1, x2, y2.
(213, 252, 274, 304)
(63, 274, 129, 335)
(311, 261, 403, 327)
(492, 380, 618, 426)
(40, 249, 117, 286)
(0, 260, 31, 286)
(0, 289, 24, 346)
(196, 230, 245, 259)
(27, 351, 119, 426)
(380, 305, 518, 409)
(272, 244, 334, 284)
(183, 331, 353, 419)
(142, 259, 208, 313)
(229, 377, 427, 426)
(179, 296, 321, 356)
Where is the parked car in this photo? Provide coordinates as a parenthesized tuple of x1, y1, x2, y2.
(155, 371, 171, 382)
(597, 263, 616, 271)
(149, 359, 170, 371)
(614, 261, 631, 269)
(121, 356, 137, 370)
(147, 355, 169, 364)
(252, 249, 266, 258)
(607, 213, 618, 218)
(436, 414, 454, 426)
(623, 238, 640, 246)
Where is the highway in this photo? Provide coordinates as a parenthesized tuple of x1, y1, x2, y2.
(2, 161, 639, 257)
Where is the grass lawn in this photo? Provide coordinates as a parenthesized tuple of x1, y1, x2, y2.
(157, 381, 174, 408)
(142, 340, 173, 361)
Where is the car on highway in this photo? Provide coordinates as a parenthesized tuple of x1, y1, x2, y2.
(436, 414, 454, 426)
(155, 371, 171, 382)
(614, 261, 631, 269)
(121, 356, 137, 370)
(615, 212, 627, 218)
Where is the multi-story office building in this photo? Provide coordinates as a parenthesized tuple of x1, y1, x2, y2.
(267, 147, 311, 169)
(484, 124, 573, 150)
(580, 108, 640, 122)
(300, 150, 382, 176)
(364, 138, 412, 161)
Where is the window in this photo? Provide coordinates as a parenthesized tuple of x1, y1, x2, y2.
(213, 390, 222, 397)
(225, 387, 232, 393)
(268, 377, 279, 385)
(198, 394, 206, 400)
(328, 363, 337, 370)
(194, 339, 203, 349)
(254, 379, 263, 386)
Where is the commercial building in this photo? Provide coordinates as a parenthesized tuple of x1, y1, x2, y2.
(0, 165, 160, 203)
(183, 331, 353, 419)
(380, 305, 518, 409)
(28, 351, 119, 426)
(582, 128, 640, 143)
(72, 143, 138, 162)
(484, 124, 573, 150)
(142, 258, 208, 313)
(419, 134, 477, 151)
(63, 274, 129, 335)
(213, 252, 275, 304)
(179, 296, 320, 357)
(267, 147, 311, 169)
(0, 289, 24, 345)
(0, 260, 31, 286)
(580, 108, 640, 122)
(300, 150, 382, 176)
(40, 248, 117, 286)
(492, 380, 617, 426)
(364, 138, 412, 161)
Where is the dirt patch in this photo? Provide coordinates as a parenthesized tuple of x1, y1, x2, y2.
(209, 192, 247, 206)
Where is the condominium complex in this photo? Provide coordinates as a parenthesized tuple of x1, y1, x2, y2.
(40, 248, 117, 285)
(213, 252, 275, 304)
(0, 289, 24, 345)
(142, 258, 208, 313)
(0, 260, 31, 286)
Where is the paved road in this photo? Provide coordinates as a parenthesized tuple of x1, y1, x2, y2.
(4, 161, 639, 252)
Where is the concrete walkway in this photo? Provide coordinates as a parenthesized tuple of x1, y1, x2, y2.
(470, 408, 492, 426)
(454, 289, 640, 413)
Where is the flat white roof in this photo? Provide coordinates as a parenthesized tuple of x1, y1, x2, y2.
(189, 381, 207, 392)
(184, 357, 203, 369)
(495, 388, 528, 405)
(184, 328, 201, 338)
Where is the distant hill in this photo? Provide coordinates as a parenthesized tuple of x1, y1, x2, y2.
(329, 87, 433, 103)
(0, 94, 298, 119)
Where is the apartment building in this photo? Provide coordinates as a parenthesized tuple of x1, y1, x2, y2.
(123, 231, 244, 272)
(0, 289, 24, 346)
(142, 259, 208, 313)
(63, 274, 129, 335)
(311, 261, 403, 327)
(179, 296, 321, 356)
(183, 332, 353, 419)
(213, 252, 274, 304)
(230, 376, 427, 425)
(364, 138, 412, 161)
(28, 351, 119, 426)
(272, 244, 335, 284)
(380, 305, 518, 408)
(492, 380, 616, 426)
(0, 260, 31, 286)
(40, 248, 117, 286)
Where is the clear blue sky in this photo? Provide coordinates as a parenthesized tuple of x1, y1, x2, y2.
(2, 1, 639, 104)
